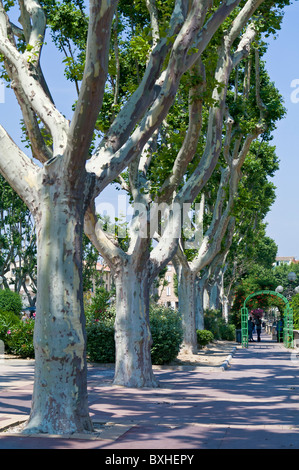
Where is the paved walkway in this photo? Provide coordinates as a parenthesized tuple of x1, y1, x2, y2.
(1, 331, 299, 449)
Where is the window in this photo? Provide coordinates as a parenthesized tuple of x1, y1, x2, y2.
(167, 287, 171, 296)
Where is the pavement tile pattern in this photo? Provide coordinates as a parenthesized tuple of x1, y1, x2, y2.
(1, 332, 299, 449)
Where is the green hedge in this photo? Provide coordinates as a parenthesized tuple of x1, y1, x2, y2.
(1, 301, 183, 364)
(150, 306, 183, 365)
(86, 319, 115, 363)
(86, 305, 183, 365)
(0, 290, 22, 316)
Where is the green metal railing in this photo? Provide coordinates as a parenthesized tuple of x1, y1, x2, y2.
(240, 290, 293, 349)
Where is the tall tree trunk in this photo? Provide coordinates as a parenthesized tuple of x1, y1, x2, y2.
(195, 276, 205, 331)
(113, 263, 158, 388)
(210, 281, 221, 310)
(176, 263, 197, 354)
(24, 184, 93, 434)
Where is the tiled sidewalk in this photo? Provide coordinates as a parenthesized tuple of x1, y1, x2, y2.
(1, 333, 299, 449)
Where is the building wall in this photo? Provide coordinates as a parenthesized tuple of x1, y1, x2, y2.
(157, 263, 178, 309)
(274, 257, 296, 266)
(92, 261, 179, 309)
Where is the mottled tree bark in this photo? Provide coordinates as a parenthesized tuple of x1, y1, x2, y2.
(113, 263, 158, 388)
(24, 165, 93, 434)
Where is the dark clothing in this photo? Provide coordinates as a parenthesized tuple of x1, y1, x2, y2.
(255, 318, 262, 342)
(248, 319, 255, 342)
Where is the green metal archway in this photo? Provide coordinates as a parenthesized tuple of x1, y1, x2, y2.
(241, 290, 293, 349)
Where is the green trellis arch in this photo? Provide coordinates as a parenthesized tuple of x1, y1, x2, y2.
(241, 290, 293, 349)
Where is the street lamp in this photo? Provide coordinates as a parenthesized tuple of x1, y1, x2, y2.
(275, 272, 299, 300)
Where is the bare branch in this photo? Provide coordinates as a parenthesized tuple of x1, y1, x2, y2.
(84, 203, 125, 272)
(158, 58, 206, 202)
(22, 0, 46, 63)
(87, 0, 214, 196)
(146, 0, 160, 49)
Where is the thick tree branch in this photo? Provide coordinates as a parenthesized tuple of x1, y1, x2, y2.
(0, 1, 68, 154)
(90, 0, 187, 162)
(87, 0, 215, 197)
(84, 203, 126, 272)
(0, 125, 39, 212)
(146, 0, 160, 49)
(158, 58, 206, 203)
(65, 0, 118, 176)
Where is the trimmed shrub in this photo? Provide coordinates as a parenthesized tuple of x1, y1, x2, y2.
(86, 305, 183, 365)
(86, 319, 115, 363)
(0, 290, 22, 316)
(149, 306, 183, 365)
(196, 329, 214, 348)
(219, 322, 236, 341)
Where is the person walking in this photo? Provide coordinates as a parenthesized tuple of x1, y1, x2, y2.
(248, 317, 255, 342)
(255, 317, 262, 342)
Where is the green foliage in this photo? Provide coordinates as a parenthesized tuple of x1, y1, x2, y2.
(196, 329, 214, 348)
(149, 306, 183, 365)
(203, 309, 236, 341)
(0, 290, 22, 316)
(0, 310, 21, 345)
(86, 318, 115, 363)
(0, 176, 37, 302)
(5, 319, 35, 358)
(85, 286, 114, 324)
(86, 305, 183, 365)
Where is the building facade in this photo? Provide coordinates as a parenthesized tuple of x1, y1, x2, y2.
(274, 256, 297, 267)
(157, 262, 178, 309)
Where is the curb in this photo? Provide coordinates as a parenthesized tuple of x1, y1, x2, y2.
(88, 344, 239, 373)
(220, 346, 237, 371)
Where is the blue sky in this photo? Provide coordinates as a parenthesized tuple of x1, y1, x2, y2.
(263, 1, 299, 257)
(1, 1, 298, 257)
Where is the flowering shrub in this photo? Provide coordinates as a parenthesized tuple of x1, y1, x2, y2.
(250, 308, 264, 318)
(5, 319, 35, 358)
(0, 310, 21, 345)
